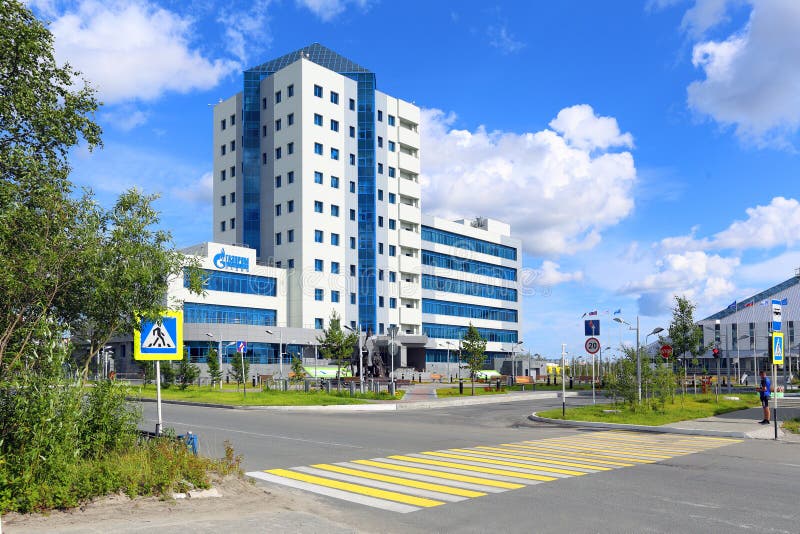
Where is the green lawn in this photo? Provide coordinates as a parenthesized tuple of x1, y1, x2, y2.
(538, 393, 760, 426)
(436, 384, 510, 397)
(129, 385, 400, 406)
(783, 418, 800, 434)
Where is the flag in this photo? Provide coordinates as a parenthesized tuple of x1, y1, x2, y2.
(588, 310, 598, 316)
(726, 301, 737, 311)
(581, 312, 587, 318)
(613, 309, 621, 315)
(744, 301, 754, 308)
(759, 300, 769, 306)
(781, 298, 789, 305)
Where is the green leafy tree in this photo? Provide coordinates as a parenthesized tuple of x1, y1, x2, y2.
(160, 361, 175, 389)
(317, 311, 358, 379)
(228, 352, 250, 389)
(176, 347, 200, 390)
(290, 355, 306, 383)
(138, 360, 155, 385)
(666, 296, 704, 363)
(206, 346, 222, 388)
(460, 324, 487, 396)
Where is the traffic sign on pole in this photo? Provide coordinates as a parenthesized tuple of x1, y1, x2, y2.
(584, 320, 600, 336)
(134, 310, 183, 361)
(660, 344, 673, 359)
(585, 337, 600, 354)
(772, 332, 784, 365)
(772, 300, 782, 332)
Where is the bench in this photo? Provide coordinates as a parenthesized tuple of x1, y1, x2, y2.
(513, 376, 534, 390)
(430, 373, 443, 383)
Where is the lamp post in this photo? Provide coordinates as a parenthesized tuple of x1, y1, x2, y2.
(205, 332, 223, 389)
(615, 316, 662, 403)
(265, 329, 283, 378)
(561, 344, 567, 417)
(344, 324, 364, 393)
(736, 333, 748, 385)
(388, 325, 399, 387)
(510, 341, 524, 385)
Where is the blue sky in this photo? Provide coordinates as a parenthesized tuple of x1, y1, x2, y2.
(29, 0, 800, 358)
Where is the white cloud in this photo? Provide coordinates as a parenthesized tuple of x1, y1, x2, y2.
(487, 24, 525, 54)
(295, 0, 371, 21)
(172, 171, 213, 205)
(532, 261, 584, 286)
(46, 0, 239, 103)
(216, 2, 273, 64)
(686, 0, 800, 144)
(420, 105, 637, 257)
(680, 0, 737, 37)
(99, 105, 149, 131)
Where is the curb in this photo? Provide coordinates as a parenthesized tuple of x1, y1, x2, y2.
(131, 391, 581, 412)
(528, 412, 749, 438)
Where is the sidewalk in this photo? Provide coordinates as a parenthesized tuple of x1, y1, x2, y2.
(531, 405, 800, 441)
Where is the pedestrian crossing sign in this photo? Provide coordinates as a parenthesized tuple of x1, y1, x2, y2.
(134, 310, 183, 360)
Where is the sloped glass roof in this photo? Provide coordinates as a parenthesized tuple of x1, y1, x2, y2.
(701, 275, 800, 321)
(247, 43, 371, 75)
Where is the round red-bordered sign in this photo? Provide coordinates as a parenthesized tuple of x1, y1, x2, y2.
(585, 337, 600, 354)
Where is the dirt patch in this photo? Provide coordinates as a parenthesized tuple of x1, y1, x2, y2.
(3, 475, 363, 533)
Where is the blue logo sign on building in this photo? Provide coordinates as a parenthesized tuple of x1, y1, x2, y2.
(213, 248, 250, 272)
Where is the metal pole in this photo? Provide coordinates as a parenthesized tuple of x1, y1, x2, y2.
(561, 344, 567, 417)
(279, 330, 283, 378)
(773, 363, 778, 440)
(218, 338, 223, 390)
(446, 344, 451, 382)
(390, 329, 395, 385)
(636, 316, 641, 403)
(241, 349, 246, 398)
(359, 329, 364, 394)
(592, 350, 596, 405)
(726, 324, 732, 393)
(155, 360, 163, 435)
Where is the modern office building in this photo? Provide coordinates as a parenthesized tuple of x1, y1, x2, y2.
(697, 269, 800, 379)
(173, 43, 522, 377)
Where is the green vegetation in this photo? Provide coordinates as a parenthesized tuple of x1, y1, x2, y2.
(436, 385, 507, 397)
(538, 393, 759, 426)
(130, 384, 401, 405)
(461, 324, 487, 396)
(317, 311, 358, 379)
(782, 418, 800, 434)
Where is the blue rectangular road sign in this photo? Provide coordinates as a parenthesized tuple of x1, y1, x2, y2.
(237, 340, 247, 353)
(584, 319, 600, 336)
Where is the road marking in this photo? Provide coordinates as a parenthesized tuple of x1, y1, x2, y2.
(247, 431, 743, 514)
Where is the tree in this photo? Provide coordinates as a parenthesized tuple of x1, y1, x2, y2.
(666, 296, 705, 391)
(317, 311, 358, 379)
(176, 347, 200, 390)
(290, 355, 306, 383)
(228, 352, 250, 389)
(138, 360, 155, 385)
(160, 361, 175, 389)
(460, 324, 487, 396)
(206, 346, 222, 388)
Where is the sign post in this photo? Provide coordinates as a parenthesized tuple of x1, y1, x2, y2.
(660, 344, 673, 360)
(237, 341, 247, 398)
(585, 337, 600, 405)
(772, 332, 784, 440)
(134, 310, 184, 435)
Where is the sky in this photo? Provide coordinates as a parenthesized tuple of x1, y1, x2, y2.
(26, 0, 800, 358)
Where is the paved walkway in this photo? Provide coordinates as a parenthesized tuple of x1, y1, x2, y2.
(397, 383, 438, 403)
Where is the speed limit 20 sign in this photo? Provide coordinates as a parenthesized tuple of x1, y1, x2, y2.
(585, 337, 600, 354)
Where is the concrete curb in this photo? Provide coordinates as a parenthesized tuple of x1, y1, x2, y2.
(132, 391, 581, 412)
(528, 412, 749, 438)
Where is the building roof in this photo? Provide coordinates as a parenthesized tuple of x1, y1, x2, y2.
(246, 43, 372, 75)
(701, 273, 800, 322)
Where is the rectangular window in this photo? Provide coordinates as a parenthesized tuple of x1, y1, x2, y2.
(378, 189, 384, 201)
(275, 146, 281, 159)
(230, 166, 235, 177)
(287, 84, 294, 97)
(378, 163, 383, 174)
(349, 237, 356, 249)
(349, 153, 355, 165)
(389, 245, 396, 257)
(275, 232, 281, 245)
(331, 262, 340, 274)
(219, 195, 226, 207)
(220, 145, 226, 156)
(330, 148, 339, 160)
(330, 175, 339, 188)
(314, 113, 323, 126)
(287, 142, 294, 155)
(331, 205, 340, 217)
(314, 201, 323, 213)
(274, 203, 281, 216)
(287, 229, 294, 242)
(330, 91, 339, 104)
(314, 142, 323, 155)
(350, 292, 356, 304)
(315, 259, 323, 272)
(315, 289, 324, 301)
(378, 216, 384, 227)
(288, 258, 295, 268)
(378, 243, 384, 255)
(314, 84, 323, 98)
(220, 118, 226, 130)
(230, 114, 235, 126)
(378, 110, 383, 122)
(377, 136, 383, 148)
(287, 171, 294, 183)
(262, 97, 267, 109)
(275, 118, 281, 131)
(220, 220, 226, 232)
(388, 141, 395, 152)
(378, 270, 384, 281)
(349, 209, 356, 221)
(349, 180, 356, 193)
(331, 233, 340, 246)
(275, 90, 281, 103)
(379, 296, 384, 307)
(389, 271, 396, 283)
(230, 192, 235, 203)
(349, 126, 355, 138)
(350, 264, 356, 276)
(388, 193, 396, 204)
(390, 298, 397, 309)
(262, 125, 267, 137)
(315, 230, 324, 243)
(287, 113, 294, 126)
(330, 119, 339, 132)
(230, 217, 235, 229)
(349, 98, 355, 110)
(331, 291, 340, 303)
(388, 167, 396, 178)
(314, 171, 323, 184)
(262, 152, 267, 164)
(388, 115, 395, 126)
(287, 200, 294, 212)
(275, 175, 281, 188)
(220, 169, 226, 181)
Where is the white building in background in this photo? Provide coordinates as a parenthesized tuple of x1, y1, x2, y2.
(151, 43, 523, 378)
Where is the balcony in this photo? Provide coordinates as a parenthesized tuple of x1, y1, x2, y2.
(399, 280, 421, 300)
(398, 203, 420, 224)
(398, 151, 419, 174)
(398, 177, 420, 199)
(399, 254, 421, 275)
(400, 306, 422, 326)
(399, 228, 421, 249)
(398, 127, 419, 150)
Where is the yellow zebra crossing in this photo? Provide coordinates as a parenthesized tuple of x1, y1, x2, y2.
(246, 431, 740, 514)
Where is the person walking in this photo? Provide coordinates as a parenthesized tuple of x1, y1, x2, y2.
(757, 370, 771, 424)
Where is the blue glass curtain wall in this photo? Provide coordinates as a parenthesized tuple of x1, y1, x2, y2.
(421, 226, 517, 261)
(422, 250, 517, 281)
(184, 268, 276, 296)
(424, 349, 507, 366)
(422, 299, 517, 322)
(184, 303, 277, 326)
(422, 274, 517, 302)
(186, 341, 307, 364)
(243, 70, 263, 256)
(422, 323, 518, 343)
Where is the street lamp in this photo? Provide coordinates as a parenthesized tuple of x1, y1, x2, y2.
(205, 332, 223, 389)
(615, 316, 662, 403)
(511, 341, 524, 385)
(736, 333, 749, 385)
(265, 329, 283, 378)
(388, 325, 400, 387)
(440, 340, 455, 382)
(344, 324, 364, 393)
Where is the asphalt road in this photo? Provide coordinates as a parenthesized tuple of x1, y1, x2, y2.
(141, 398, 800, 533)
